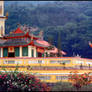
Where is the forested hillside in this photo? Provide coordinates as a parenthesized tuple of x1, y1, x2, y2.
(4, 1, 92, 58)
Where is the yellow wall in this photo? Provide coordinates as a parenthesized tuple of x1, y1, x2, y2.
(0, 57, 92, 83)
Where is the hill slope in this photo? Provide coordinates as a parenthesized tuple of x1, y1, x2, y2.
(4, 1, 92, 58)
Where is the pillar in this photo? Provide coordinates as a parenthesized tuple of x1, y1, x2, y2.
(28, 46, 32, 57)
(20, 46, 22, 57)
(34, 47, 36, 57)
(1, 48, 3, 57)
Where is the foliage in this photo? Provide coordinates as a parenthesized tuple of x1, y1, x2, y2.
(0, 67, 51, 92)
(5, 1, 92, 58)
(68, 71, 92, 90)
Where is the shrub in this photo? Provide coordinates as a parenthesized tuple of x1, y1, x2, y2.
(0, 69, 51, 92)
(68, 71, 92, 90)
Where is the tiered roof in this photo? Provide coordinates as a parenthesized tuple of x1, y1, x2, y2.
(0, 27, 49, 48)
(2, 38, 30, 47)
(4, 27, 39, 40)
(0, 27, 66, 55)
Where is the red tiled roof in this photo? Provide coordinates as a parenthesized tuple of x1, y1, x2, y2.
(2, 38, 31, 47)
(13, 27, 24, 34)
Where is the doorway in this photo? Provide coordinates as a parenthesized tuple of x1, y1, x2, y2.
(8, 52, 15, 57)
(38, 52, 42, 57)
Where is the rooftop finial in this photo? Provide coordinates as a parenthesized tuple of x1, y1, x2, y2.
(39, 30, 43, 40)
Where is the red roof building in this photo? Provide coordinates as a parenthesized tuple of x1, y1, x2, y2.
(0, 26, 66, 58)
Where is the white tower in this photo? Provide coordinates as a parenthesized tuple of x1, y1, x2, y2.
(0, 1, 7, 37)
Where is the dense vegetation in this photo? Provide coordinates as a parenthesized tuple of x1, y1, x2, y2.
(4, 1, 92, 58)
(0, 72, 50, 92)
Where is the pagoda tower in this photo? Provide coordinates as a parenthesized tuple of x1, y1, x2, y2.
(0, 1, 7, 37)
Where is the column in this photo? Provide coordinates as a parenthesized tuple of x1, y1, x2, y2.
(0, 48, 1, 57)
(1, 48, 3, 57)
(28, 46, 31, 57)
(34, 47, 36, 57)
(20, 46, 22, 57)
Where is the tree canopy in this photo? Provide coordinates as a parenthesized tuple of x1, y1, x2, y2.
(5, 1, 92, 58)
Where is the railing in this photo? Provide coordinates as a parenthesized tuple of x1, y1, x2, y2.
(0, 57, 92, 68)
(0, 57, 92, 82)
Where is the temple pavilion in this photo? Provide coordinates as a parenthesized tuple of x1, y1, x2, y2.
(0, 26, 66, 58)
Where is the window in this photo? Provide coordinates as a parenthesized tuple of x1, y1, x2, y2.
(28, 60, 38, 64)
(38, 76, 51, 80)
(16, 61, 22, 64)
(50, 60, 71, 64)
(32, 49, 34, 57)
(28, 60, 44, 64)
(15, 47, 19, 57)
(22, 47, 28, 56)
(38, 60, 42, 63)
(58, 60, 71, 64)
(50, 60, 57, 63)
(3, 48, 8, 57)
(4, 61, 22, 64)
(56, 76, 68, 80)
(75, 60, 84, 64)
(4, 60, 15, 64)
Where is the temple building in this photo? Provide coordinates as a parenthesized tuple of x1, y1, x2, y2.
(0, 26, 66, 58)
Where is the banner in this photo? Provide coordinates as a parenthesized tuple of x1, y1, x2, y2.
(8, 47, 14, 52)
